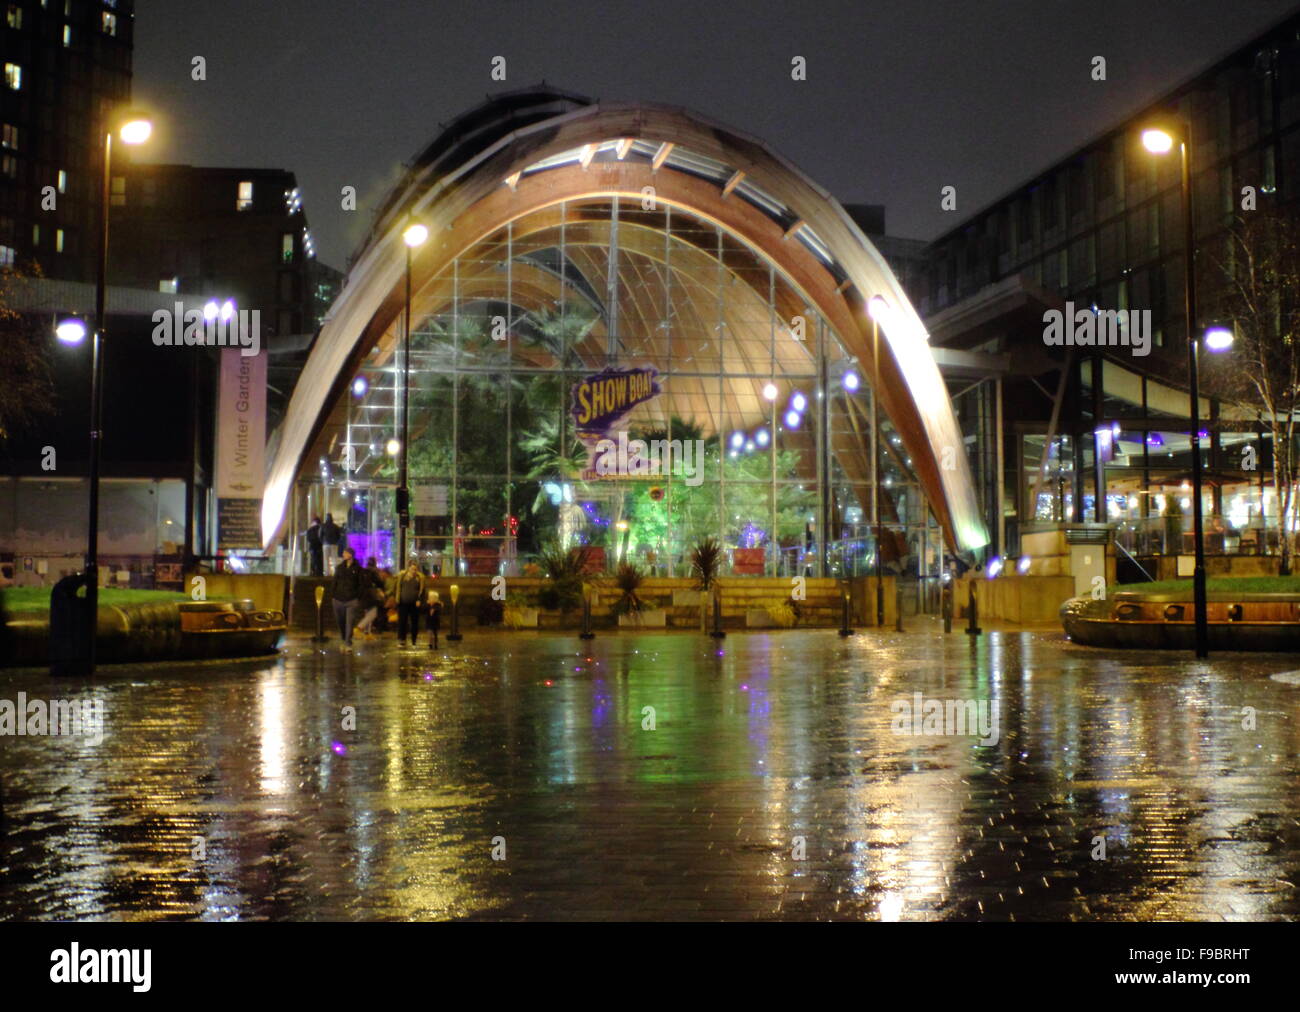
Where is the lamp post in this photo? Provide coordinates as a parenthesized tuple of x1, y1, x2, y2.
(1142, 123, 1233, 658)
(868, 296, 888, 627)
(397, 222, 428, 569)
(57, 111, 152, 676)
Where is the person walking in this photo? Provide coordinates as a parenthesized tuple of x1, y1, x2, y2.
(330, 547, 365, 649)
(321, 513, 342, 574)
(395, 562, 425, 647)
(305, 516, 323, 577)
(426, 589, 443, 650)
(356, 557, 386, 639)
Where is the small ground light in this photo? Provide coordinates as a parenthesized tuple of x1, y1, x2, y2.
(55, 318, 86, 344)
(1017, 556, 1032, 574)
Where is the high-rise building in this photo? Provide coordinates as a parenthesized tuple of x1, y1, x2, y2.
(1, 0, 135, 280)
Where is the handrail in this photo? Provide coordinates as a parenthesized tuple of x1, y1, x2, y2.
(1113, 540, 1156, 583)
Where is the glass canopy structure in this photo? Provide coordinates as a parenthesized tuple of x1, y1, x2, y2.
(261, 89, 987, 577)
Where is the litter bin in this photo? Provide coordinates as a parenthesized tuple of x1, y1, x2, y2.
(49, 572, 93, 677)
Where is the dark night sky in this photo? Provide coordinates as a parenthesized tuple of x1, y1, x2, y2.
(133, 0, 1300, 268)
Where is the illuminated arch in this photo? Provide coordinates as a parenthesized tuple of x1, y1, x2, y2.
(263, 91, 987, 553)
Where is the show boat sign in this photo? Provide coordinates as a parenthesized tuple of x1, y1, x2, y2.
(571, 367, 661, 440)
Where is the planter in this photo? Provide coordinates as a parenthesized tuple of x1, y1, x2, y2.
(745, 608, 772, 628)
(673, 589, 704, 607)
(618, 608, 666, 628)
(503, 606, 538, 629)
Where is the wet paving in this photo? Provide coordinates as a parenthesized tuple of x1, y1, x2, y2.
(1, 620, 1298, 921)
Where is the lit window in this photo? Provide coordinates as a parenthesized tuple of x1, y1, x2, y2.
(31, 224, 39, 246)
(4, 63, 20, 91)
(55, 228, 64, 253)
(0, 154, 16, 178)
(236, 180, 254, 211)
(57, 169, 67, 193)
(0, 245, 15, 266)
(102, 11, 116, 35)
(1, 123, 17, 149)
(6, 6, 21, 29)
(159, 277, 178, 294)
(110, 175, 126, 206)
(281, 233, 294, 262)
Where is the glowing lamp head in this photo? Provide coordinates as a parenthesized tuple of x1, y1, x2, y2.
(790, 392, 807, 412)
(55, 317, 87, 345)
(403, 223, 429, 248)
(1017, 555, 1032, 575)
(762, 382, 778, 401)
(385, 438, 401, 456)
(755, 429, 770, 447)
(449, 584, 460, 604)
(203, 300, 219, 321)
(352, 376, 368, 397)
(219, 299, 236, 322)
(118, 117, 153, 145)
(986, 556, 1003, 579)
(1204, 327, 1234, 352)
(868, 295, 890, 322)
(730, 431, 745, 450)
(784, 409, 801, 429)
(843, 371, 860, 392)
(1142, 128, 1175, 154)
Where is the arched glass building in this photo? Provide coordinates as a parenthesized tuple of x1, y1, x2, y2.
(262, 89, 987, 577)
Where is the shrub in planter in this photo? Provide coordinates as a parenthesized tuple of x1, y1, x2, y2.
(612, 561, 645, 616)
(690, 537, 722, 629)
(765, 601, 797, 628)
(476, 597, 504, 626)
(537, 542, 592, 612)
(502, 604, 537, 629)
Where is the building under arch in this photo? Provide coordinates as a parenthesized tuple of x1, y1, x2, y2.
(262, 88, 987, 578)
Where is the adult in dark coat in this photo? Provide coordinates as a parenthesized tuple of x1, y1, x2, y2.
(321, 513, 343, 573)
(305, 516, 323, 576)
(330, 548, 365, 647)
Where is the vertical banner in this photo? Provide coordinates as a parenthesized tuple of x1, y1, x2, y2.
(215, 348, 267, 551)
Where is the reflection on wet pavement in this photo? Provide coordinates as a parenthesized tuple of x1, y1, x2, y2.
(1, 621, 1297, 920)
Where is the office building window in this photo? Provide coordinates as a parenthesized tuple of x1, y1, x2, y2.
(0, 245, 14, 266)
(0, 154, 16, 178)
(281, 233, 294, 262)
(1, 123, 17, 149)
(237, 180, 254, 211)
(31, 224, 39, 246)
(6, 5, 21, 29)
(102, 11, 116, 35)
(55, 229, 64, 253)
(4, 63, 21, 91)
(159, 277, 178, 294)
(62, 24, 70, 46)
(57, 169, 67, 193)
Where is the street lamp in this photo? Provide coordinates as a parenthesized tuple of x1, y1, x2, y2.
(1142, 118, 1215, 657)
(63, 109, 153, 675)
(868, 295, 889, 627)
(397, 221, 428, 568)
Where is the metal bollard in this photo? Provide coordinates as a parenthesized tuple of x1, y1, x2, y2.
(941, 582, 953, 634)
(579, 588, 595, 640)
(312, 585, 327, 642)
(838, 585, 854, 637)
(709, 588, 726, 639)
(965, 580, 982, 637)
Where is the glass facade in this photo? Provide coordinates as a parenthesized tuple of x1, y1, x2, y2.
(290, 199, 937, 579)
